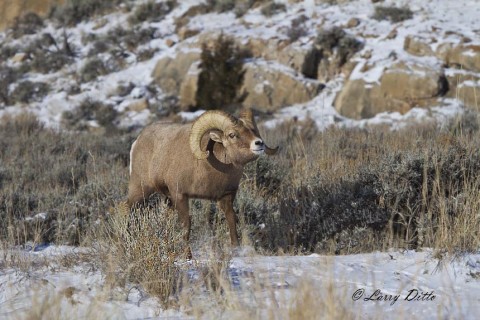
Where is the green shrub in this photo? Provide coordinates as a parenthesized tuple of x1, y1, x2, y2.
(373, 6, 414, 23)
(195, 34, 248, 111)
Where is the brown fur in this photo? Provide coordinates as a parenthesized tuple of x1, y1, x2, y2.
(127, 112, 276, 250)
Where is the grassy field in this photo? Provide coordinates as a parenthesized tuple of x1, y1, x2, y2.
(1, 111, 480, 315)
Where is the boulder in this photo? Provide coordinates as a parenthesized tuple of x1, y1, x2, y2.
(244, 37, 324, 79)
(179, 62, 201, 110)
(151, 51, 200, 95)
(404, 35, 434, 57)
(335, 61, 448, 119)
(446, 71, 480, 109)
(335, 79, 411, 119)
(277, 44, 321, 79)
(381, 61, 447, 100)
(240, 61, 324, 113)
(437, 43, 480, 73)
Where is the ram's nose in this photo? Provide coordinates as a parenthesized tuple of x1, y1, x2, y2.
(251, 139, 265, 154)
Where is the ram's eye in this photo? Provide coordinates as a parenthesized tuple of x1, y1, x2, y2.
(229, 133, 236, 139)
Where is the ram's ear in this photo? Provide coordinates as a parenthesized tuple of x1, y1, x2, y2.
(209, 131, 223, 143)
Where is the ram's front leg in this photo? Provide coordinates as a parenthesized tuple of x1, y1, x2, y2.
(172, 194, 192, 259)
(218, 193, 240, 247)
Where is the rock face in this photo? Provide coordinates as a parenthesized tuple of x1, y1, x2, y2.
(380, 61, 447, 100)
(240, 62, 324, 113)
(336, 61, 448, 119)
(151, 51, 200, 95)
(179, 62, 201, 110)
(446, 71, 480, 109)
(436, 44, 480, 73)
(245, 38, 320, 79)
(0, 0, 64, 31)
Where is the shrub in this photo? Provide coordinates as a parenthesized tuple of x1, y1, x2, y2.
(315, 27, 363, 66)
(10, 81, 50, 104)
(207, 0, 236, 12)
(287, 15, 309, 42)
(195, 34, 248, 111)
(260, 1, 286, 17)
(373, 6, 414, 23)
(0, 66, 21, 106)
(51, 0, 127, 26)
(79, 58, 110, 83)
(239, 120, 480, 254)
(22, 33, 75, 74)
(205, 0, 271, 17)
(62, 98, 118, 132)
(102, 203, 186, 306)
(10, 12, 44, 38)
(128, 0, 177, 24)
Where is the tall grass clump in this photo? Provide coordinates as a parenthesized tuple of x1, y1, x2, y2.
(100, 202, 186, 306)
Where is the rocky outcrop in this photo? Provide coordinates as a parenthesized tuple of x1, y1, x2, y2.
(240, 61, 324, 113)
(380, 61, 447, 100)
(177, 60, 324, 113)
(335, 78, 413, 119)
(151, 51, 200, 95)
(179, 62, 201, 110)
(436, 44, 480, 73)
(335, 61, 448, 119)
(446, 70, 480, 109)
(245, 38, 321, 78)
(0, 0, 64, 31)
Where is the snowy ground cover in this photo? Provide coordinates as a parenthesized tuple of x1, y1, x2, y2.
(1, 245, 479, 319)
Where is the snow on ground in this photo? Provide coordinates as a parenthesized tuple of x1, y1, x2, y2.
(1, 245, 479, 319)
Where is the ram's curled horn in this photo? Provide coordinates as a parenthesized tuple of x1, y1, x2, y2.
(189, 110, 237, 159)
(240, 109, 279, 156)
(239, 109, 257, 131)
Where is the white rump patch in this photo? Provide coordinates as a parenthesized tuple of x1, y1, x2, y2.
(129, 139, 138, 175)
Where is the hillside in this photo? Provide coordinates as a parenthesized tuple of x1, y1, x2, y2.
(0, 0, 478, 131)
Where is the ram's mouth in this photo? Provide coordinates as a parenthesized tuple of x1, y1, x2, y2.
(251, 148, 265, 155)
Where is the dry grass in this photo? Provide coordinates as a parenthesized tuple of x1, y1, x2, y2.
(1, 110, 479, 313)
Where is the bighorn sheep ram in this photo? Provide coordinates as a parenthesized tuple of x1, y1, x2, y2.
(127, 109, 278, 249)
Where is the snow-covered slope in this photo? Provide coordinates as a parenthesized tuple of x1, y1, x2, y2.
(0, 0, 478, 130)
